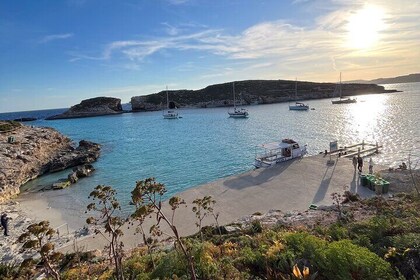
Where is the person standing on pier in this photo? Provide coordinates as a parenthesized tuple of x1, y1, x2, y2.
(357, 155, 363, 173)
(352, 156, 357, 171)
(369, 158, 374, 174)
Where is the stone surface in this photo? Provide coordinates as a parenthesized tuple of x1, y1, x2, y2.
(48, 141, 100, 172)
(46, 97, 122, 120)
(0, 124, 100, 202)
(52, 179, 71, 190)
(67, 164, 95, 184)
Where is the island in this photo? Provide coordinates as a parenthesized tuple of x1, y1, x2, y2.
(131, 79, 398, 111)
(46, 96, 123, 120)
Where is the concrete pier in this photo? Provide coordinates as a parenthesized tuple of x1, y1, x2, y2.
(57, 153, 383, 252)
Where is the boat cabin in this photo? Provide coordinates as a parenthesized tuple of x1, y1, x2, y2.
(254, 139, 307, 168)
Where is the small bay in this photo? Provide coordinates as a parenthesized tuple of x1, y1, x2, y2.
(1, 82, 419, 212)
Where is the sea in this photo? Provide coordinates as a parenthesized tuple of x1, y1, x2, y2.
(1, 82, 419, 212)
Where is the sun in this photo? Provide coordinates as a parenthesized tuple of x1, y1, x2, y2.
(346, 5, 386, 50)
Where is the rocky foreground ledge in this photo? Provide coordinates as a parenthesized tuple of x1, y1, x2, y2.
(0, 121, 100, 202)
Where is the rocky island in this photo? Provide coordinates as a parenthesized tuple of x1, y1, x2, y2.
(131, 79, 398, 111)
(46, 96, 122, 120)
(0, 121, 100, 202)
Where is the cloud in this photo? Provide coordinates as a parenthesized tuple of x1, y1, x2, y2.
(161, 22, 180, 36)
(40, 33, 74, 43)
(166, 0, 190, 5)
(70, 0, 420, 81)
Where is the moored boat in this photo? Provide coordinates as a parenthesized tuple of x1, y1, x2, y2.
(254, 138, 307, 168)
(228, 82, 249, 118)
(163, 86, 179, 119)
(289, 79, 309, 111)
(332, 72, 357, 104)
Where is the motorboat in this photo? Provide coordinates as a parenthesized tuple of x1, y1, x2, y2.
(254, 138, 307, 168)
(228, 82, 249, 118)
(289, 102, 309, 111)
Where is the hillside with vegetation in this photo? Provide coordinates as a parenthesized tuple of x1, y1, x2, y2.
(1, 173, 419, 280)
(131, 80, 395, 111)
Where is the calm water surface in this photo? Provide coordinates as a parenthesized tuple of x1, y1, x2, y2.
(2, 82, 419, 211)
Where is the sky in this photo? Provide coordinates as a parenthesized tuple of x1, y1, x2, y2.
(0, 0, 419, 112)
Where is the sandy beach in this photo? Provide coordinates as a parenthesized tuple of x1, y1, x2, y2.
(1, 153, 390, 260)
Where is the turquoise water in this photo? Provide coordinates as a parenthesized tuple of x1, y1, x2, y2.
(8, 82, 420, 211)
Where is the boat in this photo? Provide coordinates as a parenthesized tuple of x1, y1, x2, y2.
(228, 82, 249, 118)
(254, 138, 307, 168)
(163, 86, 179, 119)
(289, 80, 309, 111)
(331, 73, 357, 104)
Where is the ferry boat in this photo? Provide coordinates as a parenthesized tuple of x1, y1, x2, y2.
(254, 138, 307, 168)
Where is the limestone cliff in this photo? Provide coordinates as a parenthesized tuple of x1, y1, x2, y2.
(131, 79, 397, 111)
(0, 122, 100, 202)
(46, 97, 122, 120)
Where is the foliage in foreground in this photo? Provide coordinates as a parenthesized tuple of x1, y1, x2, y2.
(3, 183, 420, 280)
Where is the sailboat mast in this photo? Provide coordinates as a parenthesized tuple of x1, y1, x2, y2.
(166, 85, 169, 109)
(295, 78, 297, 101)
(339, 72, 342, 99)
(233, 82, 236, 109)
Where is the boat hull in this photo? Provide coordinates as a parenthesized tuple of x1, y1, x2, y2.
(228, 112, 249, 118)
(331, 98, 357, 104)
(289, 105, 309, 111)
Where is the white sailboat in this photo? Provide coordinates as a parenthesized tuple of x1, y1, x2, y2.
(332, 72, 357, 104)
(289, 79, 309, 111)
(228, 82, 249, 118)
(163, 86, 179, 119)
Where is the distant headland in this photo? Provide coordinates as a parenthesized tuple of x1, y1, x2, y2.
(41, 79, 401, 119)
(131, 79, 398, 112)
(347, 73, 420, 84)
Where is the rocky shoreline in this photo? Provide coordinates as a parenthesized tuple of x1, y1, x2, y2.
(0, 122, 100, 202)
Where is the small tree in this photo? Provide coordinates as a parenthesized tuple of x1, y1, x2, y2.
(407, 154, 419, 196)
(331, 192, 343, 220)
(86, 185, 126, 280)
(130, 187, 158, 269)
(192, 196, 216, 241)
(18, 221, 62, 280)
(131, 177, 197, 280)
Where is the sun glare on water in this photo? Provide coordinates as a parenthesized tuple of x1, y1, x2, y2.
(346, 5, 386, 50)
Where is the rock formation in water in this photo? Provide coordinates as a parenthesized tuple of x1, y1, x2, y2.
(0, 122, 100, 202)
(46, 97, 122, 120)
(131, 79, 398, 111)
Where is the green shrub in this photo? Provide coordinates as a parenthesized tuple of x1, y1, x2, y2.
(0, 262, 19, 280)
(316, 240, 395, 280)
(0, 121, 21, 132)
(284, 232, 326, 261)
(249, 219, 263, 234)
(328, 223, 349, 241)
(151, 250, 188, 279)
